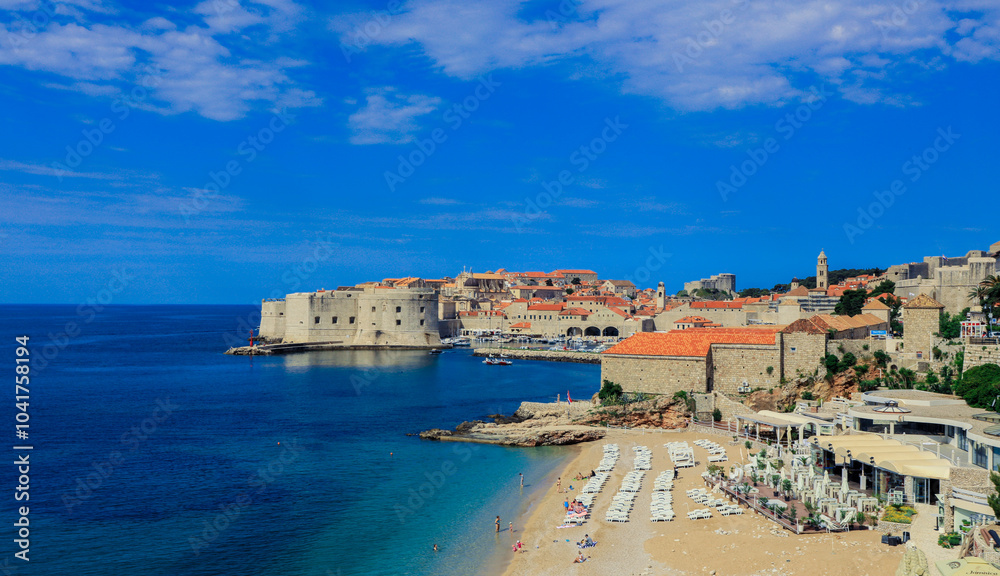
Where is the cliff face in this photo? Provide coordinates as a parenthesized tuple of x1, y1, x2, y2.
(743, 373, 860, 412)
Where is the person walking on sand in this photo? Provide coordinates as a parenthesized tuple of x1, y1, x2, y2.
(495, 516, 501, 533)
(508, 522, 513, 533)
(556, 477, 562, 493)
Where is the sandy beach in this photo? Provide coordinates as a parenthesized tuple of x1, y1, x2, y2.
(503, 429, 904, 576)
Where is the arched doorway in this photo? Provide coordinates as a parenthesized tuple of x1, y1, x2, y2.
(602, 327, 619, 337)
(584, 326, 601, 337)
(566, 327, 583, 337)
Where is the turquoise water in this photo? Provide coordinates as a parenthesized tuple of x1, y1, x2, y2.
(1, 305, 598, 575)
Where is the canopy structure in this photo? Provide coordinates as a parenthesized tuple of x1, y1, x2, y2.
(811, 435, 953, 481)
(736, 412, 808, 446)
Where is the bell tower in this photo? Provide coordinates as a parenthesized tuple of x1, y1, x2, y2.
(656, 282, 666, 309)
(817, 250, 829, 291)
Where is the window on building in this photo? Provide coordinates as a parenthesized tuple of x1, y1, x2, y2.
(790, 347, 796, 353)
(332, 317, 338, 324)
(958, 428, 969, 451)
(396, 319, 401, 326)
(349, 317, 355, 324)
(396, 306, 401, 313)
(975, 443, 989, 468)
(372, 307, 376, 312)
(420, 320, 425, 326)
(314, 316, 320, 324)
(420, 307, 425, 313)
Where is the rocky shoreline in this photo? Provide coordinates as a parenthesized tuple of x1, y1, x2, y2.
(417, 397, 690, 447)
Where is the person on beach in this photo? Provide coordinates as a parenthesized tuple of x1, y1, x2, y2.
(508, 522, 513, 533)
(519, 472, 523, 488)
(556, 477, 562, 493)
(573, 552, 587, 563)
(433, 544, 438, 552)
(563, 498, 570, 512)
(495, 516, 501, 533)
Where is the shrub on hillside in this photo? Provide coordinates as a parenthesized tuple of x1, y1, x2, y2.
(954, 364, 1000, 408)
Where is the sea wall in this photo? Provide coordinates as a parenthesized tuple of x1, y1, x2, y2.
(472, 349, 601, 364)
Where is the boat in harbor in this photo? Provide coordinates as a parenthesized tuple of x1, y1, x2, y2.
(483, 354, 512, 365)
(428, 349, 443, 355)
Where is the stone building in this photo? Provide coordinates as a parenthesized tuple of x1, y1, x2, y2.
(817, 250, 829, 290)
(602, 312, 888, 397)
(684, 272, 736, 295)
(887, 241, 999, 313)
(902, 294, 945, 360)
(259, 285, 441, 347)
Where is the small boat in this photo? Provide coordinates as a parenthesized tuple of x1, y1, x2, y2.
(428, 349, 443, 355)
(483, 354, 512, 366)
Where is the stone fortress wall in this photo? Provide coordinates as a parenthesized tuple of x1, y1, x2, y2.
(259, 286, 441, 347)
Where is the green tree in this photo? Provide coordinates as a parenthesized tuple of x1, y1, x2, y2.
(898, 367, 917, 389)
(869, 279, 896, 299)
(873, 350, 890, 368)
(571, 277, 581, 285)
(989, 472, 1000, 519)
(838, 352, 857, 373)
(676, 289, 689, 298)
(598, 379, 623, 403)
(712, 408, 722, 422)
(824, 354, 841, 376)
(565, 288, 574, 295)
(835, 289, 868, 316)
(939, 307, 971, 339)
(953, 364, 1000, 408)
(545, 278, 553, 286)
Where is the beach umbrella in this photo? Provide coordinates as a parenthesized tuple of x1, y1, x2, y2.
(935, 558, 1000, 576)
(823, 470, 830, 485)
(841, 471, 849, 493)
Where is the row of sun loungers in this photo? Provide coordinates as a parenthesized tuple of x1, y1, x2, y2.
(596, 444, 620, 472)
(695, 439, 727, 462)
(687, 508, 713, 520)
(650, 490, 675, 521)
(580, 472, 611, 494)
(653, 470, 674, 492)
(605, 471, 645, 522)
(633, 445, 652, 470)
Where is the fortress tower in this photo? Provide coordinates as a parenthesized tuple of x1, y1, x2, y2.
(817, 250, 829, 291)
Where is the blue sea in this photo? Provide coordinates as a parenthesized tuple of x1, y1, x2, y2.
(1, 305, 599, 575)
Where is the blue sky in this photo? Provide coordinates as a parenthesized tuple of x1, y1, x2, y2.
(1, 0, 999, 304)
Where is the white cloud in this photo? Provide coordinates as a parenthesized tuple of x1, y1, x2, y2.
(0, 1, 318, 121)
(347, 89, 441, 145)
(337, 0, 1000, 111)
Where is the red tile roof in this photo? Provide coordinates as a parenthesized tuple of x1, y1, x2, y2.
(603, 329, 778, 358)
(509, 322, 531, 329)
(560, 308, 592, 316)
(554, 269, 597, 275)
(690, 301, 744, 309)
(528, 303, 566, 311)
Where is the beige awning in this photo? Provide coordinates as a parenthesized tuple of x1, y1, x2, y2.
(882, 459, 952, 480)
(758, 411, 814, 426)
(950, 498, 996, 517)
(853, 445, 921, 464)
(736, 413, 799, 428)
